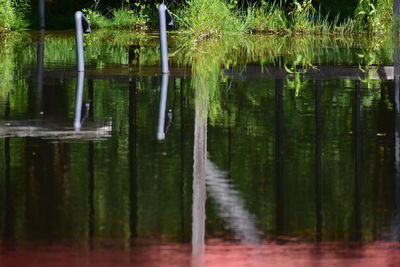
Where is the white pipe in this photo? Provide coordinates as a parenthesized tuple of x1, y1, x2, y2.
(75, 11, 91, 72)
(158, 4, 169, 74)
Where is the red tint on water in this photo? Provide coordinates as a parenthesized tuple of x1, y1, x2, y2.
(1, 241, 400, 267)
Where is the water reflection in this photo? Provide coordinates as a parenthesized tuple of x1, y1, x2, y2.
(191, 46, 261, 266)
(129, 78, 138, 239)
(157, 74, 171, 141)
(206, 159, 261, 243)
(392, 24, 400, 241)
(354, 80, 362, 241)
(74, 71, 85, 131)
(315, 79, 322, 241)
(36, 29, 45, 116)
(1, 29, 400, 265)
(191, 82, 207, 259)
(275, 78, 284, 237)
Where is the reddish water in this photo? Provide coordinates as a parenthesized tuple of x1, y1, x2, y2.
(1, 241, 400, 267)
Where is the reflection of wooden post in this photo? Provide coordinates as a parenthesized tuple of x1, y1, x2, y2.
(88, 80, 95, 242)
(393, 22, 400, 240)
(88, 79, 94, 120)
(354, 80, 362, 241)
(36, 30, 45, 117)
(3, 95, 13, 241)
(179, 78, 186, 242)
(129, 78, 138, 239)
(393, 75, 400, 241)
(315, 80, 322, 242)
(128, 45, 140, 67)
(87, 150, 95, 243)
(192, 85, 208, 259)
(275, 78, 284, 236)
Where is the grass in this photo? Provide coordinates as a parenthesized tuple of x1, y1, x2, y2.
(354, 0, 391, 34)
(0, 0, 29, 32)
(177, 0, 252, 40)
(83, 6, 149, 30)
(174, 0, 357, 46)
(248, 0, 356, 35)
(79, 0, 391, 38)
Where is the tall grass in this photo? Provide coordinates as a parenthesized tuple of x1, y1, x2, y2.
(178, 0, 359, 42)
(0, 0, 29, 32)
(178, 0, 252, 41)
(83, 0, 149, 30)
(249, 0, 355, 35)
(354, 0, 391, 34)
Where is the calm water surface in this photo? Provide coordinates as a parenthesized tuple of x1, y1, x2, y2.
(0, 30, 400, 266)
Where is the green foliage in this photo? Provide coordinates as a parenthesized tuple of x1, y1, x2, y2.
(0, 0, 29, 32)
(354, 0, 391, 34)
(83, 1, 149, 30)
(178, 0, 251, 41)
(249, 1, 289, 33)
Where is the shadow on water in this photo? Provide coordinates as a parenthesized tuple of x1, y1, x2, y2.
(1, 27, 400, 265)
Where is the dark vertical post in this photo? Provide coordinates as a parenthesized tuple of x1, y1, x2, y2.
(354, 80, 362, 241)
(129, 78, 138, 239)
(87, 79, 95, 243)
(88, 79, 94, 119)
(3, 95, 13, 242)
(275, 78, 284, 236)
(394, 0, 400, 27)
(393, 21, 400, 240)
(394, 74, 400, 241)
(36, 30, 45, 116)
(88, 143, 94, 241)
(38, 0, 45, 29)
(228, 80, 232, 173)
(315, 80, 322, 242)
(179, 78, 186, 242)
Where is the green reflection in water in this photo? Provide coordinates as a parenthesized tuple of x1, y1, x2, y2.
(0, 30, 397, 246)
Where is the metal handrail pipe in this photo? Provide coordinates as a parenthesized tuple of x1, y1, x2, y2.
(39, 0, 45, 28)
(75, 11, 91, 72)
(159, 4, 169, 74)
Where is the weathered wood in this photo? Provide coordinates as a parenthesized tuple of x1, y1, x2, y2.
(0, 120, 111, 140)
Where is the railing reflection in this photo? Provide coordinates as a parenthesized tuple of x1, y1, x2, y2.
(74, 71, 85, 131)
(157, 74, 171, 140)
(3, 94, 12, 242)
(129, 78, 138, 239)
(392, 22, 400, 240)
(36, 29, 45, 116)
(275, 78, 284, 236)
(315, 80, 322, 242)
(354, 80, 362, 241)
